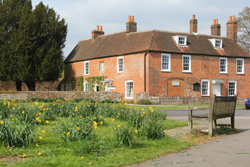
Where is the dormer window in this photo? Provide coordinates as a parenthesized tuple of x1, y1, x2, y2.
(173, 35, 187, 46)
(209, 38, 223, 49)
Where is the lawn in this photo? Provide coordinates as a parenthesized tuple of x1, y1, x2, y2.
(0, 100, 193, 167)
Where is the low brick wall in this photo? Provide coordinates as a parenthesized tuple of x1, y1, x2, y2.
(14, 91, 122, 102)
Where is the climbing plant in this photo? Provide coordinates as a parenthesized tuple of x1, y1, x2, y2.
(86, 76, 107, 91)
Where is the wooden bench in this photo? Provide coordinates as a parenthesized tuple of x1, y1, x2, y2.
(188, 95, 237, 136)
(0, 94, 27, 102)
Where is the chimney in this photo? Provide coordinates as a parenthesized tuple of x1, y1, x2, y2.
(126, 15, 137, 33)
(227, 16, 237, 43)
(190, 15, 198, 33)
(92, 25, 104, 41)
(211, 19, 221, 36)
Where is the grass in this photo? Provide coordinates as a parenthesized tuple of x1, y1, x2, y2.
(0, 117, 192, 167)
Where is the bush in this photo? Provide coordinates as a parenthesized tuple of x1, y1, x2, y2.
(137, 99, 152, 105)
(139, 118, 165, 139)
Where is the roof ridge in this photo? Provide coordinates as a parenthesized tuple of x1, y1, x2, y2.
(147, 29, 156, 51)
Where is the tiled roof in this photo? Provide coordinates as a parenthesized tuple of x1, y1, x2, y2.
(64, 30, 250, 63)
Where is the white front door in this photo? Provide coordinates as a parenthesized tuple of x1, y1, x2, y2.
(213, 84, 221, 96)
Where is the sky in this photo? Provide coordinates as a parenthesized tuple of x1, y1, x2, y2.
(31, 0, 249, 59)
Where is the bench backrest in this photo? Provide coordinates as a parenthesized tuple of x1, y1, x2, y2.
(209, 95, 237, 119)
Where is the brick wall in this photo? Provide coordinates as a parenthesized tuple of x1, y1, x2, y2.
(148, 52, 250, 98)
(63, 53, 146, 100)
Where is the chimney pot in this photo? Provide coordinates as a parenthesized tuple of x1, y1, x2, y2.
(100, 26, 103, 31)
(190, 14, 198, 33)
(216, 19, 218, 25)
(132, 16, 134, 22)
(128, 15, 131, 22)
(192, 15, 195, 19)
(229, 16, 232, 21)
(96, 25, 99, 31)
(232, 16, 235, 21)
(213, 19, 216, 25)
(211, 19, 221, 36)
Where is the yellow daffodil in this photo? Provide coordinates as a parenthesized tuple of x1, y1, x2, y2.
(1, 121, 4, 125)
(77, 127, 79, 130)
(39, 136, 43, 140)
(100, 121, 103, 125)
(36, 144, 39, 147)
(135, 130, 138, 133)
(23, 154, 26, 158)
(38, 152, 42, 156)
(46, 120, 49, 123)
(141, 114, 144, 117)
(42, 130, 46, 133)
(22, 111, 25, 114)
(39, 113, 42, 115)
(95, 126, 98, 130)
(81, 157, 84, 159)
(100, 116, 102, 118)
(117, 125, 121, 128)
(112, 118, 115, 123)
(94, 117, 96, 120)
(67, 132, 70, 136)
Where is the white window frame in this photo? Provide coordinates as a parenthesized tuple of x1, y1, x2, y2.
(209, 38, 223, 49)
(84, 61, 89, 75)
(219, 57, 228, 74)
(161, 54, 171, 71)
(228, 81, 237, 96)
(182, 55, 191, 72)
(125, 80, 134, 99)
(236, 58, 244, 74)
(201, 80, 210, 96)
(100, 61, 104, 72)
(173, 35, 187, 46)
(117, 57, 123, 73)
(84, 82, 90, 92)
(94, 84, 100, 92)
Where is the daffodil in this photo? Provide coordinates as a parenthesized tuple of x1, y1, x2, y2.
(135, 130, 138, 133)
(36, 143, 39, 147)
(81, 157, 84, 159)
(42, 130, 46, 133)
(67, 132, 70, 136)
(117, 125, 121, 128)
(0, 121, 4, 125)
(38, 152, 42, 156)
(100, 116, 102, 118)
(39, 136, 43, 140)
(77, 127, 79, 130)
(95, 126, 98, 130)
(46, 120, 49, 123)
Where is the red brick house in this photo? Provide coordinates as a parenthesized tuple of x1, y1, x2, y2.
(63, 15, 250, 100)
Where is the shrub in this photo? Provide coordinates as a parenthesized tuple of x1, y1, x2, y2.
(136, 99, 152, 105)
(0, 120, 36, 147)
(139, 118, 165, 139)
(0, 101, 11, 119)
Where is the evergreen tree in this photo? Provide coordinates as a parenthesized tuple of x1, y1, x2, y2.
(0, 0, 67, 91)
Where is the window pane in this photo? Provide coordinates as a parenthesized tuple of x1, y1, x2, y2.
(162, 55, 169, 70)
(118, 58, 123, 72)
(125, 81, 133, 98)
(85, 62, 89, 74)
(220, 59, 226, 72)
(237, 60, 243, 73)
(215, 40, 221, 47)
(183, 56, 190, 71)
(229, 82, 236, 95)
(179, 37, 185, 45)
(201, 81, 209, 96)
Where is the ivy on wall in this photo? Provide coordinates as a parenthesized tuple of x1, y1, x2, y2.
(86, 76, 107, 91)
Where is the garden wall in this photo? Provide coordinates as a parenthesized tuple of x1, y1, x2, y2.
(15, 91, 123, 102)
(136, 92, 246, 105)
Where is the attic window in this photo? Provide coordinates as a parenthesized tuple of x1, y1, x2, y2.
(209, 39, 223, 49)
(173, 35, 187, 46)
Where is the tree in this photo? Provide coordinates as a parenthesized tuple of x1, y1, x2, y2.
(237, 6, 250, 53)
(0, 0, 67, 91)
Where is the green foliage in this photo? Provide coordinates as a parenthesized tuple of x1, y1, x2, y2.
(0, 0, 67, 90)
(54, 117, 94, 143)
(237, 6, 250, 52)
(114, 125, 135, 146)
(137, 99, 153, 105)
(86, 76, 106, 91)
(79, 76, 84, 91)
(0, 120, 36, 147)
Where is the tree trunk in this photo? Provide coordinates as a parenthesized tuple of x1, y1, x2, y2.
(25, 81, 36, 91)
(16, 81, 22, 91)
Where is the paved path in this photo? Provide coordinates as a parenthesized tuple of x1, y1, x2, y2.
(131, 110, 250, 167)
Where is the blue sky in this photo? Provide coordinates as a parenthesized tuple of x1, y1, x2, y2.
(31, 0, 249, 58)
